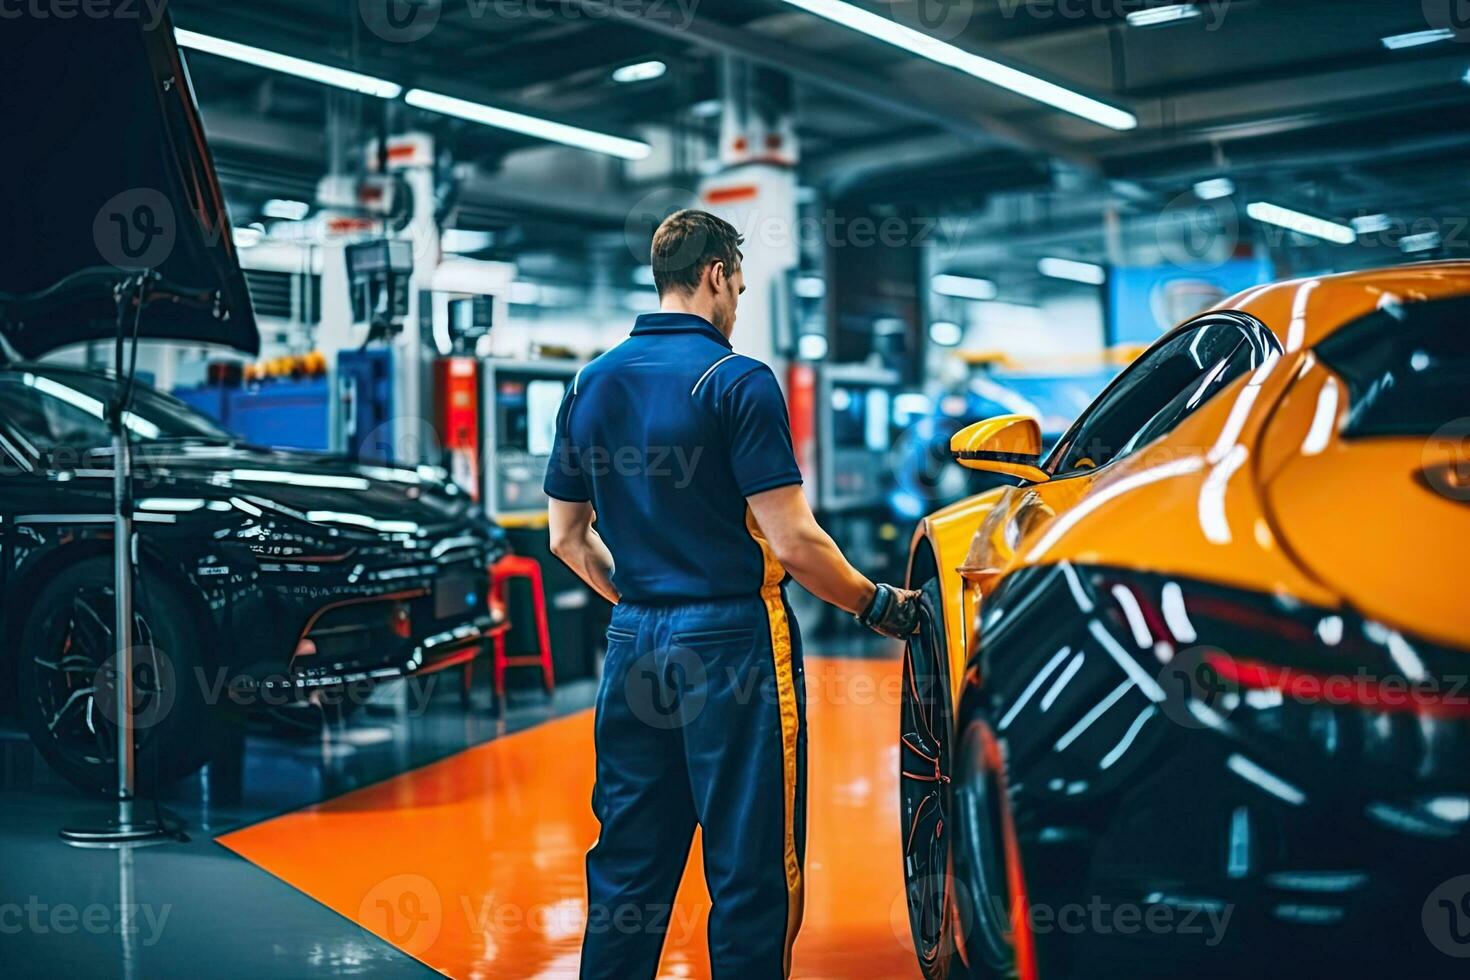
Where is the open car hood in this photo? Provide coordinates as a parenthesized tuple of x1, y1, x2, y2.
(0, 4, 258, 359)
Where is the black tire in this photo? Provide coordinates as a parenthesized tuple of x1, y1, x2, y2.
(16, 558, 216, 795)
(900, 577, 960, 979)
(951, 716, 1021, 980)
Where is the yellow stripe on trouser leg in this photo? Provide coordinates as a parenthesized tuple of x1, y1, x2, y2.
(746, 508, 804, 977)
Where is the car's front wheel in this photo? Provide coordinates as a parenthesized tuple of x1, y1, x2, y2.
(16, 558, 217, 795)
(900, 576, 961, 979)
(951, 715, 1024, 979)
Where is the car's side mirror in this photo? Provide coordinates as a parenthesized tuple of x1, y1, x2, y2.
(950, 414, 1050, 484)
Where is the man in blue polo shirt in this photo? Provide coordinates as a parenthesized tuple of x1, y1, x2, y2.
(546, 209, 918, 979)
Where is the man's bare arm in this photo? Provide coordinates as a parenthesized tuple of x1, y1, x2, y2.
(745, 484, 877, 615)
(548, 498, 620, 605)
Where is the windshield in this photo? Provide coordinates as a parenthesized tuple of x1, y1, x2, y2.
(0, 369, 232, 451)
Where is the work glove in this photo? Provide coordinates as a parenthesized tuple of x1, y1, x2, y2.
(856, 583, 922, 640)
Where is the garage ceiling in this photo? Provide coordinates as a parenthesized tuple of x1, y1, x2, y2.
(172, 0, 1470, 275)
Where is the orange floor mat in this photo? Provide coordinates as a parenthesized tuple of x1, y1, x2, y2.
(219, 656, 919, 979)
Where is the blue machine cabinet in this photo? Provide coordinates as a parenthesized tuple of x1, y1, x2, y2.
(174, 380, 331, 452)
(336, 348, 395, 463)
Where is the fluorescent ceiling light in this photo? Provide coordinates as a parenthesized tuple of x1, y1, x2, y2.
(797, 334, 829, 360)
(1039, 257, 1106, 285)
(175, 29, 402, 98)
(1246, 202, 1356, 245)
(442, 229, 495, 253)
(1193, 177, 1235, 201)
(975, 300, 1038, 315)
(932, 274, 998, 300)
(1351, 214, 1392, 235)
(929, 320, 963, 347)
(689, 98, 723, 118)
(778, 0, 1136, 130)
(509, 282, 543, 305)
(1126, 4, 1201, 28)
(1401, 231, 1442, 253)
(232, 227, 263, 249)
(263, 199, 310, 221)
(794, 276, 826, 299)
(405, 88, 651, 160)
(1380, 28, 1455, 50)
(612, 60, 667, 83)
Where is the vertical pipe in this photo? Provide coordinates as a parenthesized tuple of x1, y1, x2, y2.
(113, 424, 135, 825)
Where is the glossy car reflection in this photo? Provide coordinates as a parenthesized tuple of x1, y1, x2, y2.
(0, 364, 507, 794)
(900, 262, 1470, 979)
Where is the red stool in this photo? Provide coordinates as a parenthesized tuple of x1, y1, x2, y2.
(487, 554, 555, 700)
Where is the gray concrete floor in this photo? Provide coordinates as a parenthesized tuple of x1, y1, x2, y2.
(0, 675, 598, 979)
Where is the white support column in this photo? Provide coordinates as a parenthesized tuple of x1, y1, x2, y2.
(698, 59, 800, 383)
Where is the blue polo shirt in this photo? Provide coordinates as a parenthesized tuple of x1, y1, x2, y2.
(543, 312, 803, 602)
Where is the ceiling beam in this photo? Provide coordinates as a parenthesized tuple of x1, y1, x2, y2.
(560, 0, 1096, 168)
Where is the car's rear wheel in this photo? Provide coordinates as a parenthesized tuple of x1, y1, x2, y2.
(16, 558, 216, 795)
(900, 576, 960, 979)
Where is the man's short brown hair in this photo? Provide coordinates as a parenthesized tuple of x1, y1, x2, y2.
(650, 209, 744, 297)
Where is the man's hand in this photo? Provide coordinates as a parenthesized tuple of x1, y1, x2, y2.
(856, 583, 923, 640)
(548, 498, 620, 605)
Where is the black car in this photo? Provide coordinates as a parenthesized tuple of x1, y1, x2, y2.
(0, 362, 508, 794)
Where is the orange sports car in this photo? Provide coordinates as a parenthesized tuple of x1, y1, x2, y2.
(899, 261, 1470, 979)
